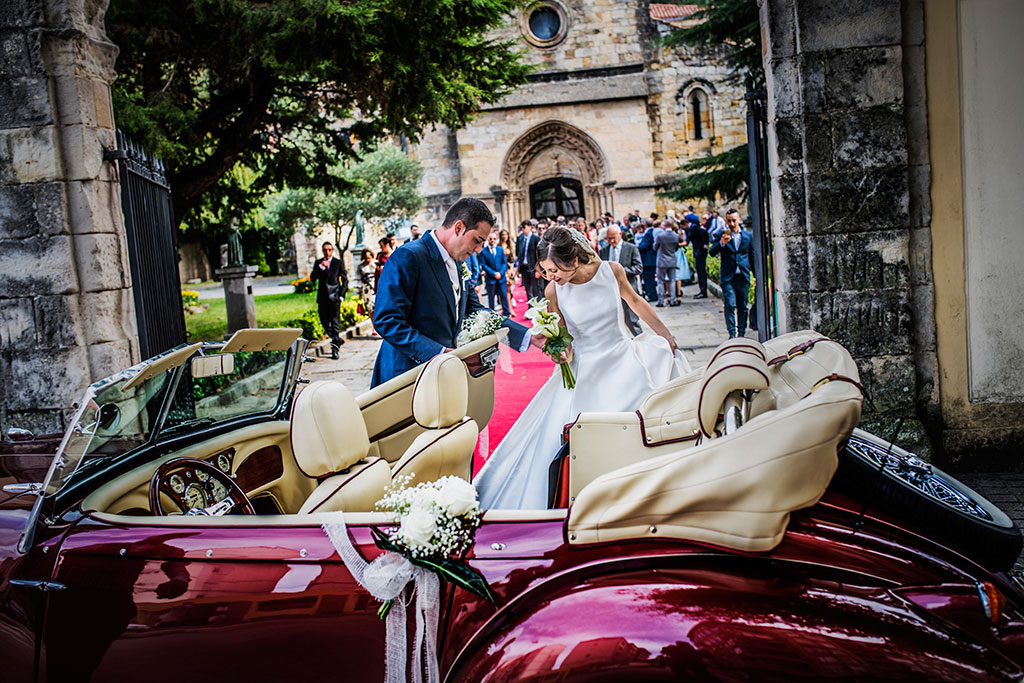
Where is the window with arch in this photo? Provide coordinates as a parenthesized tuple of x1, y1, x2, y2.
(689, 88, 711, 141)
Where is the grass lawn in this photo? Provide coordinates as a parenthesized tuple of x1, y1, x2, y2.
(186, 291, 319, 342)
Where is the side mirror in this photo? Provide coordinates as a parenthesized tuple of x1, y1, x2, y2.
(191, 354, 235, 378)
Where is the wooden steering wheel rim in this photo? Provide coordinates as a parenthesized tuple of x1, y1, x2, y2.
(149, 457, 256, 516)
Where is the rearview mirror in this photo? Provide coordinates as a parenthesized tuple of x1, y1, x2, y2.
(191, 354, 235, 378)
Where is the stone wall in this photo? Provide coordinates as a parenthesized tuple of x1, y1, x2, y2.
(0, 0, 137, 436)
(760, 0, 935, 452)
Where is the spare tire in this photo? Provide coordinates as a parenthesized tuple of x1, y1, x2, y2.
(835, 428, 1022, 572)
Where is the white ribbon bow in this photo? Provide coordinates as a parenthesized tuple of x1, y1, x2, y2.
(321, 511, 440, 683)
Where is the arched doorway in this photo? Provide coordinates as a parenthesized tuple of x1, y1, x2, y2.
(529, 177, 584, 219)
(498, 121, 613, 227)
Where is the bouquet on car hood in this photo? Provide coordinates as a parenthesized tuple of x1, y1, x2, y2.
(371, 475, 493, 618)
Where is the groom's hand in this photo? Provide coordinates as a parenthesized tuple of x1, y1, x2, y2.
(529, 334, 546, 351)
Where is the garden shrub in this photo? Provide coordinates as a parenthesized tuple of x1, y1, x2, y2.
(339, 300, 366, 329)
(291, 277, 315, 294)
(288, 309, 325, 341)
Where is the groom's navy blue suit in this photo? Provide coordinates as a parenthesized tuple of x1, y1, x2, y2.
(371, 231, 528, 387)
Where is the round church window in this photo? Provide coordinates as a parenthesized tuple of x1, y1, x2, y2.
(529, 7, 560, 41)
(521, 1, 569, 48)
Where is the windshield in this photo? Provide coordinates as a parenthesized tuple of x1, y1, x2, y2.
(44, 359, 176, 495)
(42, 345, 293, 495)
(160, 349, 290, 437)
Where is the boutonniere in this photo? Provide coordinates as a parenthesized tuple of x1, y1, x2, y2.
(460, 262, 471, 281)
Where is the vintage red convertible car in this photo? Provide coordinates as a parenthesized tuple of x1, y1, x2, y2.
(1, 327, 1022, 681)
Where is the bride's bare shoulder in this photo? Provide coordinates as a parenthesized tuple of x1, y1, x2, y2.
(544, 280, 558, 301)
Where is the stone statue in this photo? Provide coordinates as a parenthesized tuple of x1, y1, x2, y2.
(226, 224, 244, 267)
(353, 209, 366, 249)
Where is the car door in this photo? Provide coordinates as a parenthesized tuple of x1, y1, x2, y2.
(41, 517, 388, 682)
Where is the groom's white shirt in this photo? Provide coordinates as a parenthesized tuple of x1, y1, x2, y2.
(429, 230, 533, 352)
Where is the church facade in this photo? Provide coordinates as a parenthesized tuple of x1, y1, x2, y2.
(409, 1, 748, 228)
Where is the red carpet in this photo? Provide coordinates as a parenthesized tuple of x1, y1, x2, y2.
(472, 281, 553, 474)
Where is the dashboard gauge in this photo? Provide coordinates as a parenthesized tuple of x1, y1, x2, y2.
(169, 474, 185, 494)
(210, 479, 229, 502)
(184, 483, 207, 510)
(195, 469, 209, 482)
(217, 452, 231, 473)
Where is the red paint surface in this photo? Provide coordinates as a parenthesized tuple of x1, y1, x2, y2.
(473, 280, 553, 473)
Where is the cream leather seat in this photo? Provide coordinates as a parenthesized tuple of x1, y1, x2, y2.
(390, 354, 478, 487)
(637, 337, 769, 446)
(290, 381, 391, 514)
(565, 339, 770, 503)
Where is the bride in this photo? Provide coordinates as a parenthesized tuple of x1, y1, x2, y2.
(474, 226, 691, 510)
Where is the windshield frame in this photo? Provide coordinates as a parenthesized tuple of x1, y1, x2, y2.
(18, 338, 308, 552)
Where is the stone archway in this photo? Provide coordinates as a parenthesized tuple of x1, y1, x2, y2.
(497, 121, 614, 226)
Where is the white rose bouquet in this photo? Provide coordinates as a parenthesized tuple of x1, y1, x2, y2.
(456, 310, 506, 347)
(526, 297, 576, 389)
(371, 475, 492, 617)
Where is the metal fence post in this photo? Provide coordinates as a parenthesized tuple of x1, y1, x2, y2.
(745, 76, 776, 341)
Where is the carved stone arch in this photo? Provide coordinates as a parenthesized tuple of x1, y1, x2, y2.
(498, 121, 614, 225)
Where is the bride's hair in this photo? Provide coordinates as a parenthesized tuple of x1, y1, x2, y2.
(538, 226, 598, 270)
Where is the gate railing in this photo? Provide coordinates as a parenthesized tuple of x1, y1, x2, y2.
(745, 75, 777, 341)
(105, 131, 186, 359)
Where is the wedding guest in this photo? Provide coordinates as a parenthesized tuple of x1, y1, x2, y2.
(373, 234, 395, 292)
(310, 241, 348, 358)
(653, 220, 681, 307)
(600, 225, 643, 335)
(710, 208, 754, 338)
(688, 207, 710, 299)
(637, 218, 658, 302)
(481, 230, 511, 315)
(357, 248, 376, 316)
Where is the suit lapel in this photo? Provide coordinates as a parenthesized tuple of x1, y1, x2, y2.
(424, 231, 458, 321)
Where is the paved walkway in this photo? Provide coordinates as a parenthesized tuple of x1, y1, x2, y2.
(300, 283, 1024, 568)
(192, 275, 295, 299)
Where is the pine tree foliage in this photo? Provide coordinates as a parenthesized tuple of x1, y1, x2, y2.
(107, 0, 530, 232)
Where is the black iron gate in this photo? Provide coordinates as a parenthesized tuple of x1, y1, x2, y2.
(105, 131, 186, 359)
(745, 76, 777, 341)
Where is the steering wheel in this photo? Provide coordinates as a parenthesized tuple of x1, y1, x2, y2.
(149, 457, 255, 516)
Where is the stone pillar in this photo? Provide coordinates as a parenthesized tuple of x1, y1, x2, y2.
(0, 0, 138, 436)
(760, 0, 934, 452)
(216, 266, 258, 335)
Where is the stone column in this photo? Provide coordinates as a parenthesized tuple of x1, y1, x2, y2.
(216, 266, 259, 335)
(760, 0, 934, 452)
(0, 0, 138, 436)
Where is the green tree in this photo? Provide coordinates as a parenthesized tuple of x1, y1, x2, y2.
(264, 145, 424, 249)
(658, 0, 762, 204)
(107, 0, 530, 233)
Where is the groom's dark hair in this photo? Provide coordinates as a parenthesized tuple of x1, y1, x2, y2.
(443, 197, 496, 233)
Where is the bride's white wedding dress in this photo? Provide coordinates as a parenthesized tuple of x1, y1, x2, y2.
(474, 261, 691, 509)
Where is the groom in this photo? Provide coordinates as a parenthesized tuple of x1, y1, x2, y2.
(371, 198, 541, 387)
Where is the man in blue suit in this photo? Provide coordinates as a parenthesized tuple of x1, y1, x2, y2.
(637, 219, 659, 302)
(371, 198, 537, 387)
(480, 231, 511, 316)
(709, 208, 754, 339)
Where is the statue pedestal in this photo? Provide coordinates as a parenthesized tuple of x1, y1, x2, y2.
(216, 265, 258, 336)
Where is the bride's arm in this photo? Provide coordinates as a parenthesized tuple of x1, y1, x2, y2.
(609, 261, 679, 353)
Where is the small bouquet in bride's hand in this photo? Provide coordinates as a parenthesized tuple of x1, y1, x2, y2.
(457, 310, 506, 347)
(526, 297, 576, 389)
(372, 475, 493, 618)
